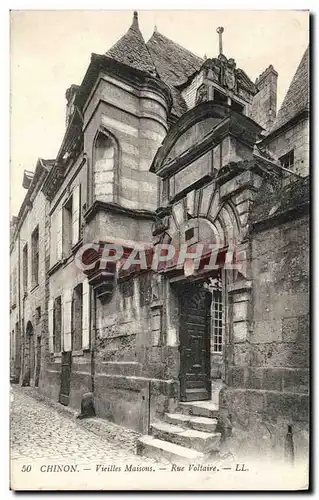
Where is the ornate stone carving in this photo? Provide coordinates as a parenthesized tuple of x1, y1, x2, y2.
(195, 83, 209, 105)
(223, 58, 236, 91)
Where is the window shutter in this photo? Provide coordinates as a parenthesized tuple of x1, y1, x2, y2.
(72, 185, 80, 246)
(82, 279, 90, 350)
(56, 209, 63, 261)
(48, 298, 54, 353)
(63, 288, 73, 352)
(50, 214, 57, 266)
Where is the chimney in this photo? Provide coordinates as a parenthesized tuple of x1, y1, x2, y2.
(250, 65, 278, 132)
(65, 84, 80, 127)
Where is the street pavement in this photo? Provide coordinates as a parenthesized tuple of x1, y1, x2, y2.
(10, 385, 152, 464)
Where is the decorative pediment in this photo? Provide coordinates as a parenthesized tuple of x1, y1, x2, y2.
(150, 102, 230, 175)
(150, 101, 263, 179)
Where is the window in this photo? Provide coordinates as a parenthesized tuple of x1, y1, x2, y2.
(31, 226, 39, 286)
(62, 196, 73, 256)
(11, 267, 17, 306)
(94, 133, 115, 202)
(231, 99, 244, 114)
(162, 178, 170, 202)
(62, 185, 81, 257)
(185, 227, 194, 241)
(279, 150, 294, 170)
(213, 89, 228, 106)
(212, 289, 223, 353)
(53, 296, 62, 353)
(36, 306, 41, 325)
(71, 284, 82, 351)
(22, 244, 28, 293)
(11, 330, 14, 360)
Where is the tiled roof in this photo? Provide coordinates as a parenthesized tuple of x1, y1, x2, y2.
(146, 30, 203, 87)
(106, 12, 157, 76)
(270, 47, 309, 133)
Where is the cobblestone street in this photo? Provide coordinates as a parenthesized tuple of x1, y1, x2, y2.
(10, 386, 151, 465)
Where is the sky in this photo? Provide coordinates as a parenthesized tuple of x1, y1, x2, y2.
(10, 9, 309, 215)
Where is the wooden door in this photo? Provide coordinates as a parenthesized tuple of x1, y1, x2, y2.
(29, 332, 35, 383)
(59, 351, 72, 406)
(179, 284, 211, 402)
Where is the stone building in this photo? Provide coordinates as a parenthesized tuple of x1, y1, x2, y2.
(10, 13, 309, 464)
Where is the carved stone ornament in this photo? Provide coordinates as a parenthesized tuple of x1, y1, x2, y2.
(223, 59, 237, 91)
(195, 83, 209, 105)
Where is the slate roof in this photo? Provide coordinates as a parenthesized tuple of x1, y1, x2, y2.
(146, 30, 204, 87)
(106, 12, 157, 76)
(105, 14, 203, 117)
(270, 47, 309, 133)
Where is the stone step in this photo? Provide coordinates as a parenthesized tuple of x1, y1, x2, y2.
(185, 388, 210, 401)
(137, 435, 204, 463)
(164, 413, 218, 433)
(178, 400, 219, 419)
(151, 421, 221, 454)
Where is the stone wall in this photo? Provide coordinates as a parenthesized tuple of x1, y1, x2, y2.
(266, 118, 309, 177)
(83, 76, 168, 211)
(93, 270, 179, 432)
(250, 65, 278, 132)
(220, 212, 309, 464)
(40, 156, 91, 406)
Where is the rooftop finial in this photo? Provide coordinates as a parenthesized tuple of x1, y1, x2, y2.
(216, 26, 224, 55)
(154, 24, 158, 33)
(132, 11, 138, 27)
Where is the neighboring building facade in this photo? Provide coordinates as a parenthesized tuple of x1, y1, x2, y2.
(10, 13, 309, 463)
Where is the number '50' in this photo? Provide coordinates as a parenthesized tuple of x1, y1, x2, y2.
(21, 465, 31, 472)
